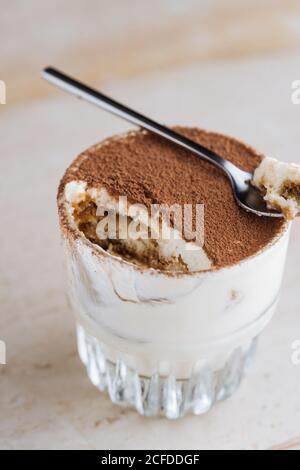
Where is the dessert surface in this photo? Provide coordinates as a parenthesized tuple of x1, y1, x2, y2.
(59, 128, 285, 270)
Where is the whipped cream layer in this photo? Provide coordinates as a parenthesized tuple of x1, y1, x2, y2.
(65, 180, 212, 272)
(253, 157, 300, 219)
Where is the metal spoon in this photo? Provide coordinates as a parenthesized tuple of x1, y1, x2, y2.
(42, 66, 282, 218)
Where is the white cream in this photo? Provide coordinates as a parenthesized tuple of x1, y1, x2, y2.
(253, 157, 300, 219)
(65, 180, 87, 204)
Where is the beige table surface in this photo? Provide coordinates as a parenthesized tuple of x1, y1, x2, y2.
(1, 52, 300, 450)
(3, 0, 300, 108)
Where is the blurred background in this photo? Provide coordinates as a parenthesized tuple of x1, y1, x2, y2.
(2, 0, 300, 108)
(1, 0, 300, 450)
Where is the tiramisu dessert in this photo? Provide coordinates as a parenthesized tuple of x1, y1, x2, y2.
(58, 127, 290, 418)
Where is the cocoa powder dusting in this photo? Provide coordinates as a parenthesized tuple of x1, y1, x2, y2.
(59, 127, 285, 269)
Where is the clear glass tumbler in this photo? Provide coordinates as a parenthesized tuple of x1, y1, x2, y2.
(58, 191, 290, 418)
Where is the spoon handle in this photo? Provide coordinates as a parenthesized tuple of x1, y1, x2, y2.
(42, 67, 246, 181)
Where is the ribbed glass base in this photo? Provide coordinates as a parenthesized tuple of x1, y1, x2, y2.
(76, 324, 258, 419)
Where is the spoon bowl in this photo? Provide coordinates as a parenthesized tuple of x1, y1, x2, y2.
(235, 178, 280, 217)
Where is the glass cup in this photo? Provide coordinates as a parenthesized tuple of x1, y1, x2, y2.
(58, 186, 290, 418)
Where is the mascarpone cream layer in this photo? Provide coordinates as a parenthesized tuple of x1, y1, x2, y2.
(253, 157, 300, 219)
